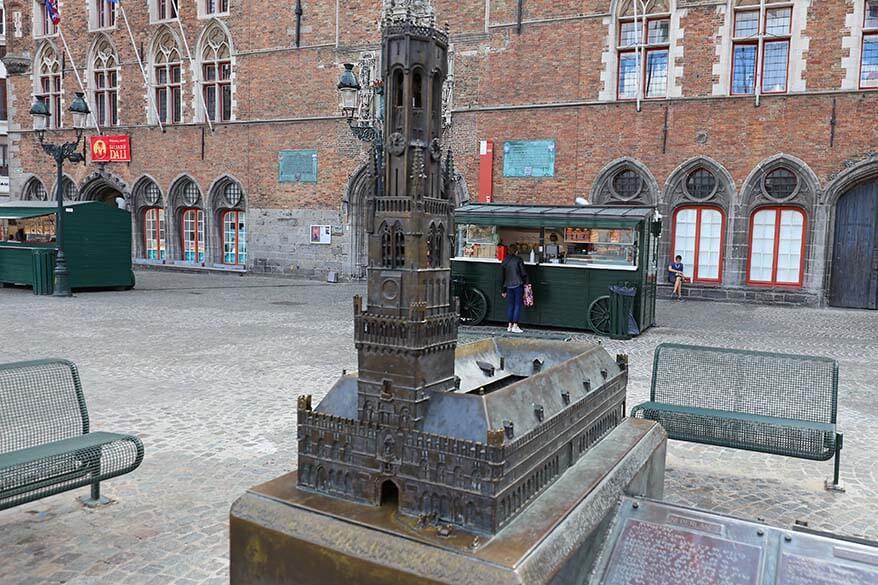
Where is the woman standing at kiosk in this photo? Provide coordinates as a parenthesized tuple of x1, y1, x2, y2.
(501, 244, 529, 333)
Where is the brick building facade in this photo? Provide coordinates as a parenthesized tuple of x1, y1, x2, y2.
(3, 0, 878, 308)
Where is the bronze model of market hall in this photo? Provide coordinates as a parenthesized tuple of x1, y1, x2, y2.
(292, 1, 629, 535)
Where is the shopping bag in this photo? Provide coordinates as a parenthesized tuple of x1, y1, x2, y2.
(523, 284, 535, 307)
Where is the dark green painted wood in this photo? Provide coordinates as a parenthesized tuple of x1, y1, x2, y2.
(0, 202, 134, 292)
(830, 181, 878, 309)
(452, 205, 659, 334)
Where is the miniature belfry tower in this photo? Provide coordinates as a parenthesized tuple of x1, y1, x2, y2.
(353, 1, 458, 434)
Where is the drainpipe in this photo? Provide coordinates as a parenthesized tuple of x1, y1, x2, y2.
(295, 0, 304, 48)
(755, 0, 766, 107)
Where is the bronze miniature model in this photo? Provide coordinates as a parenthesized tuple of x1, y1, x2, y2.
(295, 0, 627, 535)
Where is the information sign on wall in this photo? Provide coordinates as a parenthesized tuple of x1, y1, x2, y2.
(90, 135, 131, 162)
(310, 225, 331, 244)
(502, 140, 556, 178)
(279, 150, 318, 183)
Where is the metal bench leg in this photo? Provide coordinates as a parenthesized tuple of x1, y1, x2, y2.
(77, 451, 112, 507)
(825, 433, 845, 493)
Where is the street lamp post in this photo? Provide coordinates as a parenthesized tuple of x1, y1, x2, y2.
(337, 63, 385, 198)
(30, 92, 91, 297)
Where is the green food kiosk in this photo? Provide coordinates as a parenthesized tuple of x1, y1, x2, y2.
(451, 204, 661, 335)
(0, 201, 135, 295)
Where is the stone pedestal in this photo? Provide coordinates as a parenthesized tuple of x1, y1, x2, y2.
(230, 418, 667, 585)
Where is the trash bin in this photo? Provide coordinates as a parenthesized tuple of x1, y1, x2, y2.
(609, 284, 639, 340)
(31, 248, 55, 296)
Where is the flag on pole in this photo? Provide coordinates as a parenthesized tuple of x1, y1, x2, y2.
(44, 0, 60, 25)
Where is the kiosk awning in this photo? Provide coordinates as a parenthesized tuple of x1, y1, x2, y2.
(0, 208, 57, 220)
(454, 203, 656, 228)
(0, 201, 88, 221)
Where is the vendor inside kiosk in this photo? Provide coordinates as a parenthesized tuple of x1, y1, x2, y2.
(451, 204, 660, 334)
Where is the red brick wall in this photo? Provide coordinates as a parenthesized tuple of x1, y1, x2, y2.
(7, 0, 878, 213)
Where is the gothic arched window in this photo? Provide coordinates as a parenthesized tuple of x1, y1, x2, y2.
(36, 45, 62, 128)
(62, 178, 77, 201)
(24, 178, 48, 201)
(412, 69, 423, 109)
(200, 24, 232, 122)
(380, 222, 393, 267)
(393, 222, 405, 268)
(426, 223, 436, 268)
(153, 29, 183, 124)
(436, 224, 445, 266)
(392, 69, 404, 131)
(91, 37, 119, 127)
(174, 179, 205, 263)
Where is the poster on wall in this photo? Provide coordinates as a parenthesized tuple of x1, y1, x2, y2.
(279, 150, 318, 183)
(310, 225, 331, 245)
(502, 140, 556, 178)
(90, 135, 132, 162)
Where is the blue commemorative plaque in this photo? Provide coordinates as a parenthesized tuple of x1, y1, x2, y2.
(279, 150, 318, 183)
(502, 140, 556, 178)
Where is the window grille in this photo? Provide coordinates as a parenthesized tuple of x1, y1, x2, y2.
(731, 4, 792, 95)
(612, 170, 643, 200)
(763, 168, 798, 200)
(862, 1, 878, 88)
(685, 168, 717, 200)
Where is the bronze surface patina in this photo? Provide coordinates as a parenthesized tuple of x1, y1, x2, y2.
(230, 1, 667, 582)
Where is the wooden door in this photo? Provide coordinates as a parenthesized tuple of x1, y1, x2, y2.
(830, 182, 878, 309)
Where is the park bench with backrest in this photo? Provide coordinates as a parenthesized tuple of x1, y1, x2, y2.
(631, 343, 843, 490)
(0, 359, 144, 510)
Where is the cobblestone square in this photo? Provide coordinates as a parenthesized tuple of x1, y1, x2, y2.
(1, 271, 876, 584)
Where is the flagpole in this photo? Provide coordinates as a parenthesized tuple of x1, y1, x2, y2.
(118, 2, 164, 132)
(170, 0, 214, 131)
(57, 27, 102, 134)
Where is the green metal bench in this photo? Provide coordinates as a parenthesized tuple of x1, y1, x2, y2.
(631, 344, 843, 490)
(0, 359, 144, 510)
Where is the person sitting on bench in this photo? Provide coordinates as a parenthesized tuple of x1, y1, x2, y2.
(668, 255, 687, 301)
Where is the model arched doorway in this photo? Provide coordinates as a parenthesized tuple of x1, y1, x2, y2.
(830, 181, 878, 309)
(379, 479, 399, 510)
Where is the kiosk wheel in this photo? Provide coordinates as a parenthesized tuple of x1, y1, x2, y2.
(459, 288, 488, 326)
(588, 295, 612, 336)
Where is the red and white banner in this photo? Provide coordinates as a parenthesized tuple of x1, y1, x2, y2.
(90, 135, 132, 163)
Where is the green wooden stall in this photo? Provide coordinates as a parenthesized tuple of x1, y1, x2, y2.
(0, 201, 135, 295)
(451, 204, 661, 335)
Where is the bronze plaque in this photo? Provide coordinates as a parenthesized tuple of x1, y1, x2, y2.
(777, 552, 878, 585)
(601, 518, 763, 585)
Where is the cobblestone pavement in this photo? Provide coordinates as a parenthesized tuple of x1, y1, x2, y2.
(1, 271, 877, 584)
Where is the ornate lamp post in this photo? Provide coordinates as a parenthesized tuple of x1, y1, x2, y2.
(337, 63, 385, 198)
(30, 92, 90, 297)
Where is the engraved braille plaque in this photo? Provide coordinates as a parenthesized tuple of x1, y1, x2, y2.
(777, 553, 878, 585)
(601, 519, 763, 585)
